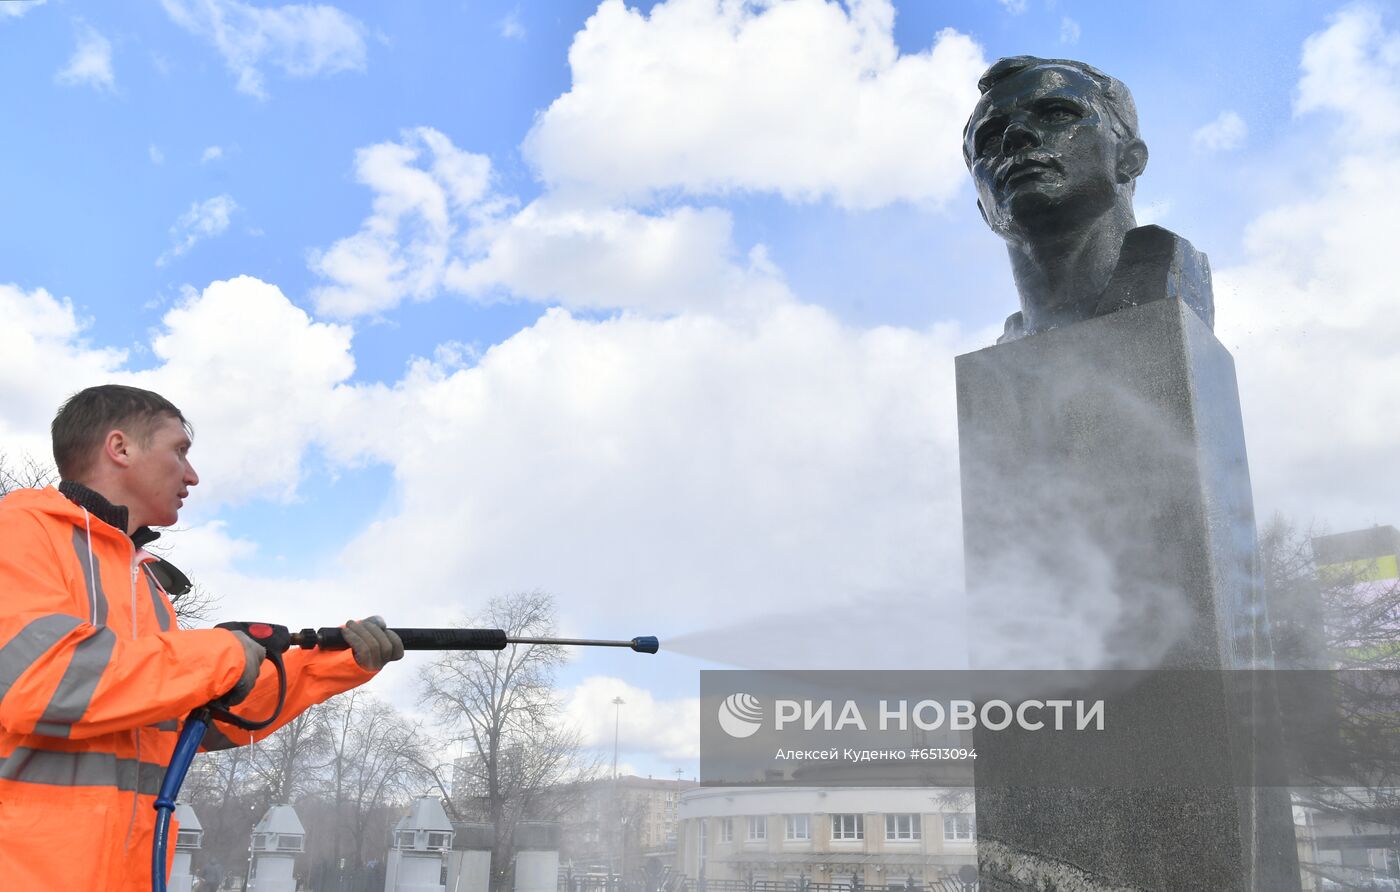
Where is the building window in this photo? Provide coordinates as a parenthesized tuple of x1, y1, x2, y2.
(426, 831, 451, 850)
(699, 819, 708, 860)
(720, 818, 734, 843)
(832, 814, 864, 841)
(943, 814, 974, 841)
(884, 814, 921, 841)
(784, 814, 810, 841)
(748, 816, 767, 841)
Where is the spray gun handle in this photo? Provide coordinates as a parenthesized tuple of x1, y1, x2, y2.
(216, 621, 293, 655)
(209, 622, 291, 732)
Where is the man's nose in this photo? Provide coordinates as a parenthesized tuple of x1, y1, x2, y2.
(1002, 119, 1040, 155)
(185, 463, 199, 486)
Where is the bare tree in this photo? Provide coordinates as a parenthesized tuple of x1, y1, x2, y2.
(184, 745, 262, 882)
(1261, 515, 1400, 669)
(324, 689, 433, 864)
(0, 452, 57, 493)
(245, 703, 334, 809)
(419, 591, 600, 883)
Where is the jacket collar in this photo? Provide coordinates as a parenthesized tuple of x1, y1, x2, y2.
(58, 480, 161, 548)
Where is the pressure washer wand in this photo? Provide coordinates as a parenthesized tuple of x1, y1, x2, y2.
(153, 624, 658, 891)
(289, 626, 661, 654)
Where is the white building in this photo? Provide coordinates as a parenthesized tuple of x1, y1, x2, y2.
(675, 787, 975, 889)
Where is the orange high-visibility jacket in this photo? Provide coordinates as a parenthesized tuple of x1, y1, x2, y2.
(0, 485, 376, 890)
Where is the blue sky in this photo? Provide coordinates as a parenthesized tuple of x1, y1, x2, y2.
(3, 0, 1398, 778)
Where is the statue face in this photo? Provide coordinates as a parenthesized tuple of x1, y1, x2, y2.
(965, 65, 1141, 240)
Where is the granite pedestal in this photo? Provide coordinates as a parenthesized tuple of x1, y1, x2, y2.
(956, 299, 1299, 890)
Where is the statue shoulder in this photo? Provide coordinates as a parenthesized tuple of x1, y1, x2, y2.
(997, 311, 1026, 344)
(1095, 225, 1215, 330)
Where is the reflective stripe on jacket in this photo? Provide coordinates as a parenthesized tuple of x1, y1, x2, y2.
(0, 486, 375, 890)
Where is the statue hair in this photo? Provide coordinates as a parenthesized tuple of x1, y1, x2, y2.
(963, 56, 1141, 158)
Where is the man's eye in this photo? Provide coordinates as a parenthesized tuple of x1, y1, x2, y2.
(976, 129, 1003, 156)
(1043, 107, 1079, 123)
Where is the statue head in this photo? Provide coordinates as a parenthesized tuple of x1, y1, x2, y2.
(963, 56, 1149, 244)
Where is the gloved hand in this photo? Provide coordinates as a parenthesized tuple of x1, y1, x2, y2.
(343, 616, 405, 671)
(226, 630, 266, 704)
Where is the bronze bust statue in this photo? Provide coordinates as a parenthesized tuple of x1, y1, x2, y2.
(963, 56, 1213, 343)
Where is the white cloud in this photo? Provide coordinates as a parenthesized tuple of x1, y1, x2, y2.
(322, 303, 973, 659)
(310, 128, 790, 318)
(998, 0, 1028, 14)
(1191, 110, 1247, 152)
(499, 11, 525, 40)
(308, 127, 492, 318)
(149, 144, 166, 165)
(523, 0, 986, 210)
(1060, 17, 1081, 45)
(445, 199, 791, 315)
(1215, 5, 1400, 529)
(157, 194, 238, 266)
(160, 0, 367, 99)
(2, 0, 48, 20)
(1295, 4, 1400, 139)
(313, 5, 987, 319)
(201, 145, 225, 164)
(55, 21, 115, 92)
(137, 276, 355, 506)
(564, 678, 698, 761)
(0, 284, 125, 463)
(167, 519, 259, 574)
(0, 279, 315, 559)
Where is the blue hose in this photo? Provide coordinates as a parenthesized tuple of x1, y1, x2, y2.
(151, 650, 287, 892)
(152, 708, 210, 892)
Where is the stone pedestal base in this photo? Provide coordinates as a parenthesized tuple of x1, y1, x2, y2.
(955, 300, 1299, 890)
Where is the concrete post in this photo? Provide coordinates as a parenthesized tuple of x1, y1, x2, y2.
(445, 822, 494, 892)
(512, 822, 561, 892)
(385, 796, 455, 892)
(169, 802, 203, 892)
(247, 804, 305, 892)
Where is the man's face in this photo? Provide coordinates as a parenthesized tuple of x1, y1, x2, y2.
(125, 414, 198, 528)
(965, 65, 1138, 240)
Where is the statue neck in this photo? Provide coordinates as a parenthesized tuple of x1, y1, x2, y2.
(1006, 204, 1138, 334)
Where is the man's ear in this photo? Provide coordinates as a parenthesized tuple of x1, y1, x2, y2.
(103, 430, 133, 468)
(1117, 138, 1149, 183)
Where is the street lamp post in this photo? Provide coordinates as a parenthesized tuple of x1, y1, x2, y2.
(612, 696, 625, 779)
(612, 696, 625, 883)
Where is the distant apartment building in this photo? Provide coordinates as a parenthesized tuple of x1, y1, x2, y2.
(1312, 525, 1400, 584)
(554, 775, 698, 874)
(1294, 789, 1400, 891)
(675, 787, 976, 889)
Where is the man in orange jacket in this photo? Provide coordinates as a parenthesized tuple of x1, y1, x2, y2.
(0, 384, 405, 889)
